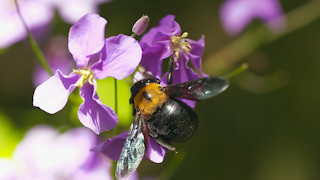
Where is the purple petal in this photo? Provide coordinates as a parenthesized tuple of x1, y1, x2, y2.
(54, 127, 99, 171)
(78, 80, 118, 134)
(123, 172, 139, 180)
(169, 54, 202, 84)
(0, 1, 54, 48)
(145, 135, 167, 163)
(53, 0, 111, 24)
(33, 70, 78, 114)
(0, 158, 16, 180)
(91, 131, 128, 160)
(140, 42, 172, 78)
(68, 13, 107, 67)
(140, 15, 181, 46)
(259, 0, 286, 32)
(12, 125, 59, 176)
(92, 34, 142, 80)
(220, 0, 253, 35)
(0, 14, 25, 48)
(73, 157, 112, 180)
(220, 0, 285, 35)
(188, 35, 209, 77)
(161, 55, 200, 108)
(13, 125, 108, 178)
(93, 130, 167, 163)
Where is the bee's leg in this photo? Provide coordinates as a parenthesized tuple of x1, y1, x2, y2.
(155, 136, 176, 151)
(167, 55, 175, 85)
(146, 122, 176, 151)
(147, 125, 158, 138)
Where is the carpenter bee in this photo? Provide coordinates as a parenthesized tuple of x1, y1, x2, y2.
(116, 61, 229, 179)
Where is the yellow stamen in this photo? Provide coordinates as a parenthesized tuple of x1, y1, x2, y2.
(73, 69, 94, 88)
(171, 32, 192, 58)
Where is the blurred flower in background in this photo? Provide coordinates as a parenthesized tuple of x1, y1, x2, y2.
(43, 0, 111, 24)
(32, 36, 75, 87)
(0, 0, 110, 49)
(0, 0, 53, 48)
(220, 0, 286, 35)
(0, 125, 113, 180)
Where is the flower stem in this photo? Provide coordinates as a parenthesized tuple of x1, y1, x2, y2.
(113, 78, 118, 136)
(111, 78, 119, 180)
(224, 63, 249, 79)
(14, 0, 53, 76)
(112, 160, 117, 180)
(203, 0, 320, 76)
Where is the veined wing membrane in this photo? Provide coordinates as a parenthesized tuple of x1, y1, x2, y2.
(164, 77, 229, 101)
(116, 115, 145, 180)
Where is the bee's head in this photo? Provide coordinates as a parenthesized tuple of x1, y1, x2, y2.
(130, 71, 161, 103)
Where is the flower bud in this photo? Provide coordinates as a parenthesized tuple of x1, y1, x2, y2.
(132, 15, 150, 36)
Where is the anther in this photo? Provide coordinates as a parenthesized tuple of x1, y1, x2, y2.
(171, 32, 192, 56)
(73, 69, 94, 88)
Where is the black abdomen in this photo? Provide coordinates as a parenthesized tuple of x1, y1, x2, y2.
(147, 98, 198, 142)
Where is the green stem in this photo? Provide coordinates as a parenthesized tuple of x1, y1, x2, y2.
(110, 78, 119, 179)
(203, 0, 320, 76)
(113, 78, 118, 136)
(224, 63, 249, 79)
(112, 160, 117, 180)
(14, 0, 53, 76)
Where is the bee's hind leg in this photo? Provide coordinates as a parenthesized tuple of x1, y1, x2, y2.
(155, 136, 176, 152)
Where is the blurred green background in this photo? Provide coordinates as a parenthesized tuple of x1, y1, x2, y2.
(1, 0, 320, 179)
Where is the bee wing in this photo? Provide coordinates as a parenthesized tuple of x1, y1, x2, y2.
(116, 115, 146, 180)
(164, 77, 229, 101)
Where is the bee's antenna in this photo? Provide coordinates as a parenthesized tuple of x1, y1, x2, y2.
(131, 74, 138, 82)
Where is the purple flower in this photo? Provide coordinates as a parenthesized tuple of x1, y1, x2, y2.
(92, 131, 167, 164)
(139, 15, 208, 84)
(220, 0, 286, 35)
(0, 0, 110, 49)
(43, 0, 111, 24)
(0, 125, 113, 180)
(0, 0, 54, 48)
(33, 13, 142, 134)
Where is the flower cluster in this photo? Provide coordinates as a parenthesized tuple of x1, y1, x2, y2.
(0, 0, 111, 49)
(92, 14, 207, 169)
(29, 12, 207, 177)
(0, 125, 113, 179)
(32, 13, 214, 179)
(2, 0, 299, 178)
